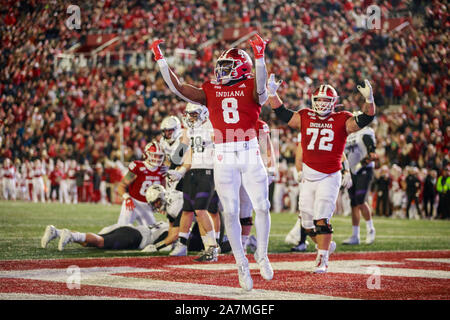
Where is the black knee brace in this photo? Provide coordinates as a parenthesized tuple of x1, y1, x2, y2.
(240, 217, 253, 226)
(303, 228, 317, 238)
(314, 219, 334, 234)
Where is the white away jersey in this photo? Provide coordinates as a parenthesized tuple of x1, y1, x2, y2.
(165, 189, 183, 220)
(187, 120, 214, 169)
(344, 127, 376, 174)
(160, 135, 182, 167)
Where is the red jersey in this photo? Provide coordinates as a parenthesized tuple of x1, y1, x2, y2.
(128, 160, 165, 202)
(202, 77, 261, 143)
(299, 108, 352, 174)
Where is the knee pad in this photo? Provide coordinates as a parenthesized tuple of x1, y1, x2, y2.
(303, 228, 317, 238)
(240, 217, 253, 226)
(313, 219, 333, 234)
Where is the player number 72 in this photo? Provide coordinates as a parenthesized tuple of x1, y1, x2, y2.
(306, 128, 334, 151)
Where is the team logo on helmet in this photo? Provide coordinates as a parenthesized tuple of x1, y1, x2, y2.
(143, 141, 165, 167)
(214, 48, 253, 84)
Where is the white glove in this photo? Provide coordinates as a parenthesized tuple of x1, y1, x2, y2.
(341, 171, 353, 189)
(141, 244, 157, 252)
(267, 73, 282, 96)
(296, 171, 303, 183)
(357, 79, 374, 103)
(168, 169, 184, 181)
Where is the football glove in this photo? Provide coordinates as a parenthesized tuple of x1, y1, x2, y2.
(151, 39, 165, 61)
(341, 171, 353, 189)
(268, 73, 282, 96)
(168, 169, 183, 181)
(297, 171, 303, 183)
(267, 167, 276, 185)
(357, 79, 374, 104)
(123, 194, 135, 211)
(249, 34, 269, 59)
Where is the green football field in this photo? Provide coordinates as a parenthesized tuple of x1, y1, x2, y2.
(0, 200, 449, 261)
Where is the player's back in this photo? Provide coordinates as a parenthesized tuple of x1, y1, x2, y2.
(299, 108, 352, 175)
(202, 77, 261, 144)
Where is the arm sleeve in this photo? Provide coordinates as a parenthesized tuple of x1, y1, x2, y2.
(255, 58, 268, 105)
(157, 59, 201, 104)
(362, 134, 376, 153)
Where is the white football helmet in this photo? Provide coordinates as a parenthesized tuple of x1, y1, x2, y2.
(146, 184, 166, 213)
(311, 84, 339, 117)
(143, 141, 165, 167)
(161, 116, 181, 143)
(182, 103, 209, 129)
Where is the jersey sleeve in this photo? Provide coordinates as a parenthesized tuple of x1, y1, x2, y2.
(128, 161, 140, 175)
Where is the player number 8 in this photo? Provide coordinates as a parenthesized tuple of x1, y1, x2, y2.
(222, 98, 240, 124)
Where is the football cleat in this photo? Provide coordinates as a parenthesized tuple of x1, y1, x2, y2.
(169, 241, 187, 256)
(244, 235, 257, 253)
(237, 260, 253, 291)
(194, 245, 219, 262)
(342, 236, 360, 245)
(291, 240, 309, 252)
(314, 253, 329, 274)
(254, 251, 274, 280)
(58, 229, 73, 251)
(366, 229, 376, 245)
(41, 225, 58, 249)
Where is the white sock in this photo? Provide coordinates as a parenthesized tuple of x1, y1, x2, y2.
(215, 231, 221, 241)
(352, 226, 360, 238)
(318, 249, 329, 258)
(204, 230, 217, 247)
(178, 232, 189, 246)
(71, 232, 86, 243)
(254, 208, 271, 259)
(366, 219, 374, 231)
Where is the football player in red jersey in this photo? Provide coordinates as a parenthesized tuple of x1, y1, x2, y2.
(117, 141, 166, 227)
(151, 34, 272, 291)
(268, 74, 376, 273)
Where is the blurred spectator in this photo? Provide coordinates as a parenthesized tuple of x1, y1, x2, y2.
(405, 167, 422, 219)
(374, 165, 391, 217)
(423, 169, 437, 219)
(436, 166, 449, 219)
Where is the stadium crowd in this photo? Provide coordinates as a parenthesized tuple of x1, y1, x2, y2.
(0, 0, 448, 219)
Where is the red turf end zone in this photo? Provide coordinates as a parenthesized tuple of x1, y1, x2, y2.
(0, 250, 449, 300)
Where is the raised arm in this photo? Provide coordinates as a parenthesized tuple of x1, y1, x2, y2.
(249, 34, 269, 106)
(151, 40, 206, 105)
(346, 79, 376, 134)
(267, 74, 301, 129)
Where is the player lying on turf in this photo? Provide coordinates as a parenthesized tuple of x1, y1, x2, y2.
(41, 185, 179, 252)
(268, 74, 376, 273)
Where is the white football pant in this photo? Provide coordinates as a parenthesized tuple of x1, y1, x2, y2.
(33, 177, 45, 202)
(288, 185, 299, 213)
(59, 180, 70, 204)
(117, 197, 156, 226)
(2, 178, 16, 200)
(214, 138, 271, 266)
(68, 179, 78, 204)
(299, 171, 341, 229)
(273, 182, 285, 213)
